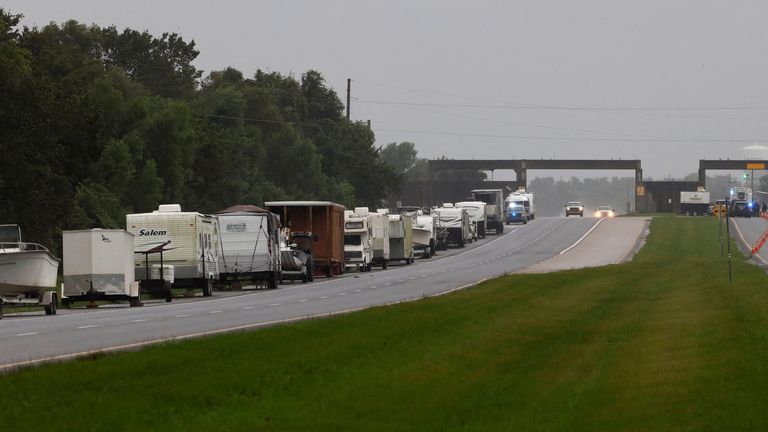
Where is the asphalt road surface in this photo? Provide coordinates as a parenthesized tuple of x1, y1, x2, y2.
(0, 216, 646, 370)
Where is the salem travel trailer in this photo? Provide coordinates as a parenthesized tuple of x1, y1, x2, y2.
(126, 204, 219, 301)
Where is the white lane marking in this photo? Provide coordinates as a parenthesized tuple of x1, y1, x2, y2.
(77, 325, 98, 329)
(269, 303, 281, 306)
(409, 277, 415, 280)
(209, 310, 222, 314)
(320, 296, 329, 299)
(338, 293, 347, 296)
(175, 314, 190, 317)
(385, 282, 391, 286)
(353, 289, 362, 292)
(15, 332, 38, 337)
(370, 285, 377, 289)
(398, 280, 404, 283)
(131, 319, 147, 323)
(559, 218, 606, 255)
(298, 299, 309, 303)
(242, 307, 255, 310)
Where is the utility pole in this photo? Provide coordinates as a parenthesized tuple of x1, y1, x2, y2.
(346, 78, 351, 121)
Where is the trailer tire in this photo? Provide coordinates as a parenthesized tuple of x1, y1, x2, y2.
(44, 294, 58, 315)
(499, 223, 504, 233)
(382, 260, 388, 270)
(130, 297, 142, 307)
(268, 273, 278, 290)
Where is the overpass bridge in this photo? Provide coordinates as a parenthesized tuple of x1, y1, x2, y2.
(388, 158, 768, 213)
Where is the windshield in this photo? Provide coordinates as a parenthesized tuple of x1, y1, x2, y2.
(567, 202, 582, 207)
(344, 235, 362, 246)
(598, 206, 611, 211)
(0, 225, 20, 243)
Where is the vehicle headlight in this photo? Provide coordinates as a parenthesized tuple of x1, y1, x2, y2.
(608, 211, 614, 217)
(595, 212, 601, 217)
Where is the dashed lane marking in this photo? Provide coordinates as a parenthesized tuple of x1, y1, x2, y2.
(77, 325, 98, 329)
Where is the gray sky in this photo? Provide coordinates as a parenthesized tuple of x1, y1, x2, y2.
(5, 0, 768, 180)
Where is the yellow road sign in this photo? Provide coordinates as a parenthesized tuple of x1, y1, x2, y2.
(746, 163, 765, 170)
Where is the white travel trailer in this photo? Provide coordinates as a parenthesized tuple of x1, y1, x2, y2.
(372, 210, 391, 269)
(126, 204, 219, 301)
(455, 201, 487, 240)
(215, 205, 282, 289)
(344, 207, 374, 272)
(62, 229, 141, 307)
(433, 204, 472, 248)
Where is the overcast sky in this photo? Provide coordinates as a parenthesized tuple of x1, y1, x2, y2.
(5, 0, 768, 180)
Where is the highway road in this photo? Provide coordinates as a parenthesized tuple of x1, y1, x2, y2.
(731, 216, 768, 266)
(0, 216, 646, 370)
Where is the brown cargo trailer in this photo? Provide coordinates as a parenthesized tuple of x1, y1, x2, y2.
(265, 201, 346, 277)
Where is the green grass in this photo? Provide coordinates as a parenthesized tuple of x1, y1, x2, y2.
(2, 216, 768, 431)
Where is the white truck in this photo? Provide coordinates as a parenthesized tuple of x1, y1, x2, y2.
(434, 204, 472, 248)
(344, 207, 374, 272)
(372, 209, 391, 269)
(61, 229, 141, 307)
(215, 205, 282, 289)
(455, 201, 487, 240)
(506, 190, 535, 224)
(680, 189, 710, 216)
(470, 189, 504, 235)
(126, 204, 219, 301)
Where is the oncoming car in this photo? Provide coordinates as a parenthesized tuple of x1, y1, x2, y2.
(729, 200, 752, 218)
(565, 201, 584, 217)
(595, 206, 615, 218)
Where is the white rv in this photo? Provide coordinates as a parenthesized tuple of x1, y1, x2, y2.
(215, 205, 281, 289)
(433, 204, 472, 248)
(344, 207, 374, 272)
(455, 201, 487, 240)
(62, 229, 141, 307)
(372, 210, 391, 269)
(126, 204, 219, 300)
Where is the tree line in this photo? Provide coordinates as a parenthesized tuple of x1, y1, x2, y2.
(0, 9, 401, 252)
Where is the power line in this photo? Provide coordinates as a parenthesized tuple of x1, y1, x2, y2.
(356, 99, 768, 112)
(373, 127, 768, 143)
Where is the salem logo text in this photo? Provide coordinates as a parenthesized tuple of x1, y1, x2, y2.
(138, 229, 168, 236)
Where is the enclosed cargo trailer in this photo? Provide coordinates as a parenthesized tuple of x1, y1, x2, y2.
(62, 229, 141, 307)
(265, 201, 346, 277)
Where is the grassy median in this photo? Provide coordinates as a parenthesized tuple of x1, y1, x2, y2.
(2, 216, 768, 431)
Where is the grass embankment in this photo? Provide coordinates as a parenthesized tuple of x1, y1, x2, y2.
(3, 216, 768, 431)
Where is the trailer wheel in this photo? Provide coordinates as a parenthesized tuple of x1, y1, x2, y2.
(382, 260, 388, 270)
(44, 294, 58, 315)
(692, 210, 699, 216)
(202, 279, 214, 297)
(130, 297, 142, 307)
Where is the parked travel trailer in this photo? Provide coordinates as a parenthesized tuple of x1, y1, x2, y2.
(470, 189, 505, 234)
(62, 229, 141, 307)
(0, 224, 59, 318)
(455, 201, 487, 240)
(371, 210, 391, 268)
(266, 201, 346, 277)
(215, 205, 282, 289)
(344, 207, 374, 272)
(387, 213, 414, 264)
(126, 204, 219, 301)
(434, 204, 472, 248)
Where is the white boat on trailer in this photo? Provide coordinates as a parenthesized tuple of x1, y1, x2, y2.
(0, 224, 60, 318)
